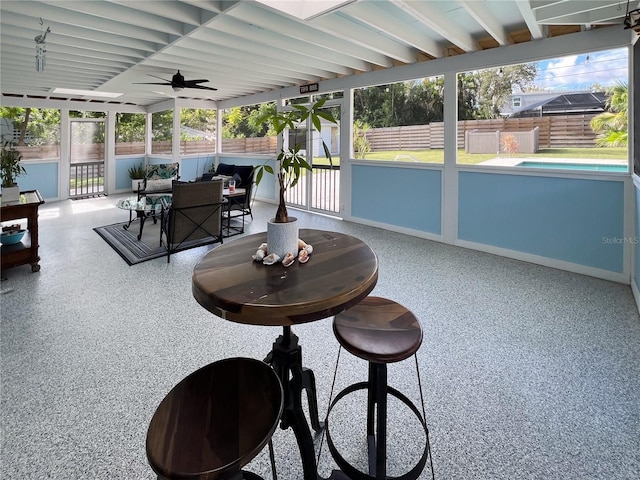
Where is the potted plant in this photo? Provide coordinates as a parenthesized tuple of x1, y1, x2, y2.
(128, 162, 146, 192)
(254, 98, 337, 259)
(1, 138, 26, 204)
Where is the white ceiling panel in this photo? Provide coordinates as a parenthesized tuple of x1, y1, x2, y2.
(0, 0, 631, 106)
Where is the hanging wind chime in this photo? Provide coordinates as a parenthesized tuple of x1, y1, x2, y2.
(34, 18, 51, 72)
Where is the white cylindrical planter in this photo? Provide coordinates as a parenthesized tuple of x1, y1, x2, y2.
(132, 179, 144, 192)
(1, 185, 20, 204)
(267, 217, 299, 260)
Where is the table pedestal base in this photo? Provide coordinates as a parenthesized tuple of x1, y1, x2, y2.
(122, 208, 159, 241)
(265, 327, 322, 480)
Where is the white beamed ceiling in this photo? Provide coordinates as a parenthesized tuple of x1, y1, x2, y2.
(0, 0, 633, 106)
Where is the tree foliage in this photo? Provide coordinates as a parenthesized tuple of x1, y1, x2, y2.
(222, 103, 275, 139)
(354, 77, 444, 128)
(0, 107, 60, 145)
(474, 64, 538, 119)
(352, 64, 538, 126)
(116, 113, 146, 142)
(590, 82, 628, 147)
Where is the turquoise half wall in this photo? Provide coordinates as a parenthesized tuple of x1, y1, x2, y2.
(351, 164, 442, 235)
(458, 172, 624, 273)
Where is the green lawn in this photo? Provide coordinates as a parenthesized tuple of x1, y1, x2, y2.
(310, 147, 627, 167)
(359, 148, 628, 164)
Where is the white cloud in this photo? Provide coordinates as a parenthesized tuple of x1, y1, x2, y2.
(534, 48, 627, 91)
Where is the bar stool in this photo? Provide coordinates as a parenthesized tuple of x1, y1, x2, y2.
(146, 357, 283, 480)
(324, 297, 434, 480)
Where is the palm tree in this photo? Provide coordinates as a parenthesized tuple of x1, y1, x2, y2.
(590, 83, 628, 147)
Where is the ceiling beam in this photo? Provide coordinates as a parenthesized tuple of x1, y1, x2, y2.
(461, 0, 511, 46)
(227, 2, 393, 67)
(341, 2, 444, 58)
(310, 13, 410, 65)
(391, 0, 478, 52)
(207, 15, 369, 73)
(535, 1, 629, 24)
(191, 27, 353, 76)
(515, 0, 546, 39)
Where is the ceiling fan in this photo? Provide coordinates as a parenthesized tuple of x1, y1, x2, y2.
(134, 70, 217, 92)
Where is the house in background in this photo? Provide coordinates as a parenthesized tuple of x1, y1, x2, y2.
(501, 91, 608, 118)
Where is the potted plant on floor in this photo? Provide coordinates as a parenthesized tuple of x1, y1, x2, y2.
(128, 162, 146, 192)
(254, 98, 337, 260)
(1, 138, 26, 204)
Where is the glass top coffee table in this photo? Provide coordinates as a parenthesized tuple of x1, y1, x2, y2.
(116, 195, 171, 240)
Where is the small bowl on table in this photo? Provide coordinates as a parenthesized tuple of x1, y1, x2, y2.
(1, 229, 26, 245)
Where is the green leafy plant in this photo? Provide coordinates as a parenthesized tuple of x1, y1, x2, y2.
(353, 119, 371, 159)
(1, 138, 26, 188)
(590, 82, 628, 147)
(128, 162, 146, 179)
(254, 98, 337, 223)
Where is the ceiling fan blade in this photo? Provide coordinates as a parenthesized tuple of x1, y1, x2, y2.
(134, 70, 216, 91)
(148, 74, 172, 82)
(189, 85, 218, 91)
(133, 82, 171, 85)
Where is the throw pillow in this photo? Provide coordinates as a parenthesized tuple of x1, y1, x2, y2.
(145, 177, 174, 192)
(215, 163, 235, 176)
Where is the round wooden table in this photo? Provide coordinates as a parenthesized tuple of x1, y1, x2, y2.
(192, 228, 378, 480)
(192, 229, 379, 326)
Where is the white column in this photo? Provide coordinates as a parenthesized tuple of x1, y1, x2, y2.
(442, 71, 458, 244)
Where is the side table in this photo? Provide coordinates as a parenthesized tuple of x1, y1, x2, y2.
(116, 195, 171, 241)
(1, 190, 45, 274)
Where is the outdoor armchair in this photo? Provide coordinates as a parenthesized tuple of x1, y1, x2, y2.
(159, 179, 224, 263)
(137, 162, 180, 200)
(225, 164, 256, 221)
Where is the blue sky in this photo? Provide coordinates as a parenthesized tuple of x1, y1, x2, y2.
(533, 47, 627, 91)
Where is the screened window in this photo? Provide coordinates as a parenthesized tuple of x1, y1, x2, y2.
(116, 113, 145, 155)
(0, 107, 60, 160)
(180, 108, 216, 154)
(457, 48, 628, 172)
(151, 110, 173, 155)
(221, 102, 276, 155)
(352, 76, 444, 163)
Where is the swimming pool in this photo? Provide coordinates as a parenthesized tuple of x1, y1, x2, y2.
(516, 161, 628, 172)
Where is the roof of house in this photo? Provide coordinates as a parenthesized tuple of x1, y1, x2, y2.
(505, 91, 608, 117)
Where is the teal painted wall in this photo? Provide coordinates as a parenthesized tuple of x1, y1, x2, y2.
(17, 162, 59, 199)
(115, 156, 145, 191)
(351, 164, 442, 234)
(10, 155, 630, 277)
(180, 155, 215, 181)
(459, 172, 625, 272)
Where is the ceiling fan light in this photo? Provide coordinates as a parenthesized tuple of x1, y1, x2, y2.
(172, 86, 184, 92)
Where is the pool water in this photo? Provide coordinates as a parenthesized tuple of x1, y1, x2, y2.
(517, 161, 627, 172)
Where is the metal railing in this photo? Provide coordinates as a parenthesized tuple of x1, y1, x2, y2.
(285, 164, 340, 214)
(69, 161, 105, 197)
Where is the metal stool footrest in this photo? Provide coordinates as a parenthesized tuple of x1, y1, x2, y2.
(219, 470, 269, 480)
(324, 380, 430, 480)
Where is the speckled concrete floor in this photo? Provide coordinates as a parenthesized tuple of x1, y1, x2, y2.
(2, 194, 639, 479)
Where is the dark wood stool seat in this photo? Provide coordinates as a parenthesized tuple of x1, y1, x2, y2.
(325, 297, 434, 480)
(146, 357, 283, 480)
(333, 296, 422, 363)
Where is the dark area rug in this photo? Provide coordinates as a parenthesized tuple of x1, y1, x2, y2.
(93, 221, 216, 265)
